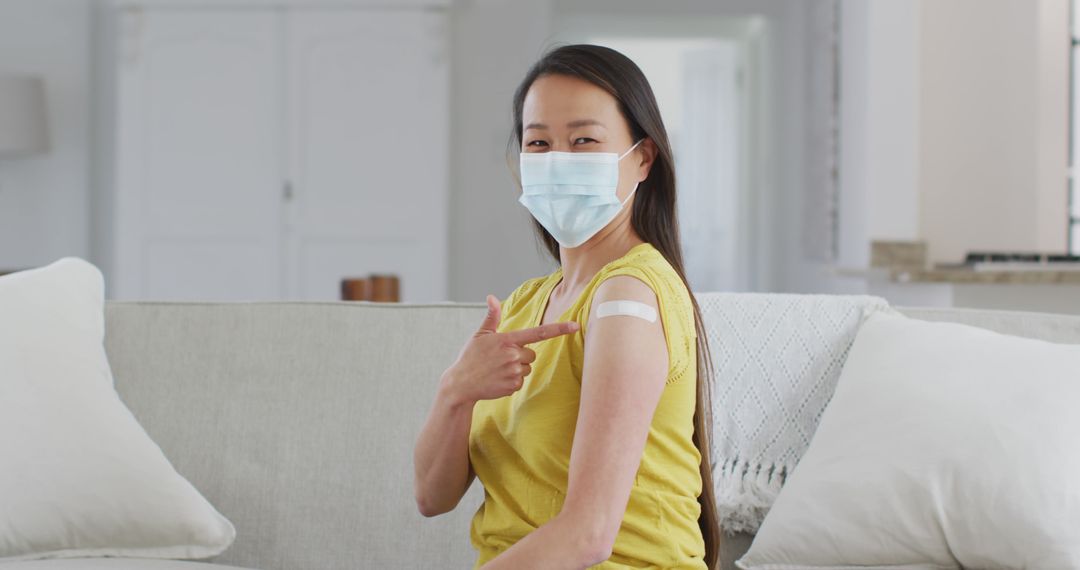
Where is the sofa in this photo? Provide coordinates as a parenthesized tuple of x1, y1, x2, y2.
(9, 300, 1080, 570)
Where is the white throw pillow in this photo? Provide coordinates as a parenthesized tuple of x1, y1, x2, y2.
(738, 311, 1080, 570)
(0, 257, 235, 562)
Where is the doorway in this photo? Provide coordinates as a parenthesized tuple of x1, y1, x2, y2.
(552, 16, 766, 292)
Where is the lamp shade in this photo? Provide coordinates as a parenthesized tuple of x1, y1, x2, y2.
(0, 74, 49, 157)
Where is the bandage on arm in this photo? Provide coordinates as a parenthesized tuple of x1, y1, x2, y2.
(595, 300, 658, 323)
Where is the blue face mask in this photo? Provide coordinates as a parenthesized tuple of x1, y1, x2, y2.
(518, 139, 643, 248)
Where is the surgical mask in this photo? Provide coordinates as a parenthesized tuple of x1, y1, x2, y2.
(518, 140, 643, 248)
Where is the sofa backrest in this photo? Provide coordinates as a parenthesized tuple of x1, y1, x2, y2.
(102, 301, 1080, 570)
(104, 301, 486, 570)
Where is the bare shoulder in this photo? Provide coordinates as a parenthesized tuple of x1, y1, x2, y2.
(583, 274, 668, 378)
(585, 275, 663, 341)
(592, 274, 657, 306)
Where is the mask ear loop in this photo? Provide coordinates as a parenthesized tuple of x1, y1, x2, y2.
(617, 139, 645, 207)
(618, 138, 645, 161)
(618, 182, 640, 207)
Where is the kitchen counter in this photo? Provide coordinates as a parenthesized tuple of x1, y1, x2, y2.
(833, 265, 1080, 316)
(888, 267, 1080, 285)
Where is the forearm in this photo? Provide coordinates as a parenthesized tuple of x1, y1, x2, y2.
(413, 372, 476, 516)
(479, 511, 612, 570)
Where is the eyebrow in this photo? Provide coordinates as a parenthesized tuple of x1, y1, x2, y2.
(524, 119, 607, 131)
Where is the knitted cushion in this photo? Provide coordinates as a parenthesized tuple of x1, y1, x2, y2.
(696, 292, 892, 533)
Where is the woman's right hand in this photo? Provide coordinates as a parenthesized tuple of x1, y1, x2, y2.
(440, 294, 579, 405)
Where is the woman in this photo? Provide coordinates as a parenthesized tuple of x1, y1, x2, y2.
(413, 44, 720, 569)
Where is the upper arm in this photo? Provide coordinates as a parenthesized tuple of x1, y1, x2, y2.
(560, 275, 669, 545)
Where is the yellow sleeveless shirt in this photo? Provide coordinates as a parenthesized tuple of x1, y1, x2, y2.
(468, 242, 706, 569)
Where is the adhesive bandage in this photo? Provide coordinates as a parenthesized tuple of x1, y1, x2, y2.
(595, 300, 658, 323)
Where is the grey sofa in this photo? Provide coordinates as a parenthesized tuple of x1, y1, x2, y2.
(8, 301, 1080, 570)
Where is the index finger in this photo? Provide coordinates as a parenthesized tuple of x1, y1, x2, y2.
(502, 321, 580, 346)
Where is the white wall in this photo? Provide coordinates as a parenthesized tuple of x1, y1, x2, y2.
(837, 0, 921, 273)
(0, 0, 92, 270)
(448, 0, 556, 303)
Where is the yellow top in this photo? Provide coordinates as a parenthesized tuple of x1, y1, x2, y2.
(468, 242, 706, 569)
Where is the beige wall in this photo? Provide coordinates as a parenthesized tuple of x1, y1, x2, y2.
(1036, 0, 1072, 250)
(918, 0, 1070, 264)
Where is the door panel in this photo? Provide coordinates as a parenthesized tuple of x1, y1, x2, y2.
(284, 10, 449, 301)
(113, 8, 449, 302)
(116, 9, 282, 300)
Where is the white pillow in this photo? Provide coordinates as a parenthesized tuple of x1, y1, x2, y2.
(0, 257, 236, 562)
(738, 311, 1080, 570)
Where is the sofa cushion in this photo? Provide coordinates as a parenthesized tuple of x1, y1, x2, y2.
(0, 258, 235, 562)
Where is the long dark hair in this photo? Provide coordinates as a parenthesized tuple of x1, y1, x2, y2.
(510, 44, 721, 568)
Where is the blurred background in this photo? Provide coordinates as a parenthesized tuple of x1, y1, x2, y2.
(1, 0, 1078, 314)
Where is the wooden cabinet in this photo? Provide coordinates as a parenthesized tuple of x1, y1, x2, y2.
(98, 4, 448, 301)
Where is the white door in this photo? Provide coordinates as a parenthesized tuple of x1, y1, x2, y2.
(283, 10, 449, 301)
(114, 9, 283, 300)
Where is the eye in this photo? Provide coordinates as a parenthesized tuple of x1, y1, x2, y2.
(526, 140, 549, 148)
(573, 137, 598, 145)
